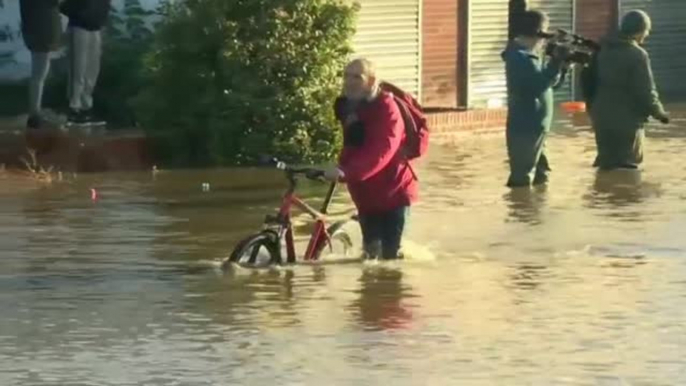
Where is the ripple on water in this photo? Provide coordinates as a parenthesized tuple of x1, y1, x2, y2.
(2, 110, 686, 384)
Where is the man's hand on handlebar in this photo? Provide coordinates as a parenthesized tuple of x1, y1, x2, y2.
(261, 156, 342, 182)
(305, 169, 326, 181)
(324, 166, 345, 182)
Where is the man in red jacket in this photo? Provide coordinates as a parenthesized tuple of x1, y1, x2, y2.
(326, 59, 418, 260)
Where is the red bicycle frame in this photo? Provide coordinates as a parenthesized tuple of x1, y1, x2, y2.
(274, 181, 338, 263)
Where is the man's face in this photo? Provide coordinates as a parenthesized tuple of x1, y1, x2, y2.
(343, 62, 375, 101)
(534, 19, 551, 50)
(637, 29, 650, 44)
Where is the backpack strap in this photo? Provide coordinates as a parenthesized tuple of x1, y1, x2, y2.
(391, 94, 419, 181)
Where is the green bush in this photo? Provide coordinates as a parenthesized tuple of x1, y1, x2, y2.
(136, 0, 357, 167)
(93, 0, 157, 127)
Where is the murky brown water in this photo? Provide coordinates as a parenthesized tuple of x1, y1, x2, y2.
(2, 109, 686, 385)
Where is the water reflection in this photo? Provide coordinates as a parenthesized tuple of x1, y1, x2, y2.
(588, 169, 645, 207)
(350, 266, 414, 331)
(503, 185, 548, 225)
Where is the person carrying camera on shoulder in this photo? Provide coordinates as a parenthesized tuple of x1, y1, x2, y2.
(589, 10, 669, 170)
(501, 9, 570, 188)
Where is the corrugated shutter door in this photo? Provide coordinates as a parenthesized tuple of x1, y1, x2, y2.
(467, 0, 509, 108)
(527, 0, 574, 102)
(619, 0, 686, 98)
(352, 0, 422, 98)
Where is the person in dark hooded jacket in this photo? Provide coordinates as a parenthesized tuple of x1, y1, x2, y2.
(502, 10, 569, 187)
(19, 0, 63, 129)
(589, 10, 670, 170)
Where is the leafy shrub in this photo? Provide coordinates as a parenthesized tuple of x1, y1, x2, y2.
(135, 0, 357, 166)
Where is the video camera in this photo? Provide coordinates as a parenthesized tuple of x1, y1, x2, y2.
(540, 29, 600, 65)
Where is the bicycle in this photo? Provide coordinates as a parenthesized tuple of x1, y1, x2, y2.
(222, 159, 361, 269)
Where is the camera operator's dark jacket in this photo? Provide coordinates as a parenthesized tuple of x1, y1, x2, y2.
(60, 0, 112, 31)
(502, 42, 564, 135)
(19, 0, 62, 52)
(589, 36, 666, 168)
(501, 42, 564, 186)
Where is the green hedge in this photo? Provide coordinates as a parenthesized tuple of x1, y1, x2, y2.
(135, 0, 357, 167)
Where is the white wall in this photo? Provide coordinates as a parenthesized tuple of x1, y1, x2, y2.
(0, 0, 30, 82)
(0, 0, 162, 83)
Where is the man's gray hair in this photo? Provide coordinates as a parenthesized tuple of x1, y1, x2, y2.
(348, 58, 377, 78)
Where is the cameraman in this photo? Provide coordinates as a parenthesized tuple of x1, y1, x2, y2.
(501, 10, 569, 187)
(589, 10, 669, 170)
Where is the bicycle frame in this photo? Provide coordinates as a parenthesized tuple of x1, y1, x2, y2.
(273, 180, 338, 263)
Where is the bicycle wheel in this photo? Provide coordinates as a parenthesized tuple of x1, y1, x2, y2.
(313, 219, 362, 261)
(224, 231, 281, 269)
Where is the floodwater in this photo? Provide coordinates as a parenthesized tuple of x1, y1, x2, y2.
(2, 109, 686, 385)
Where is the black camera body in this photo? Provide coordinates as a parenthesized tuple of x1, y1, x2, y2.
(544, 29, 600, 65)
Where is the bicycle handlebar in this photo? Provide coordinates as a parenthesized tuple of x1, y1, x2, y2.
(261, 156, 338, 214)
(274, 160, 326, 181)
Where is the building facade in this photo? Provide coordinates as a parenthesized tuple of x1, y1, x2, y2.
(1, 1, 683, 105)
(418, 0, 685, 111)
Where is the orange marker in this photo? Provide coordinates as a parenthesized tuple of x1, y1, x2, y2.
(561, 101, 586, 113)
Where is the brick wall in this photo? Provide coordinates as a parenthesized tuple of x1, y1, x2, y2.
(576, 0, 618, 41)
(573, 0, 617, 100)
(427, 108, 508, 142)
(422, 0, 459, 108)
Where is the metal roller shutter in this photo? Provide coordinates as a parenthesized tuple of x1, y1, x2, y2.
(575, 0, 615, 41)
(527, 0, 574, 102)
(352, 0, 422, 98)
(467, 0, 509, 108)
(619, 0, 686, 98)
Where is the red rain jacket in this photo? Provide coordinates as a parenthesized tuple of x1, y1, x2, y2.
(338, 92, 418, 215)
